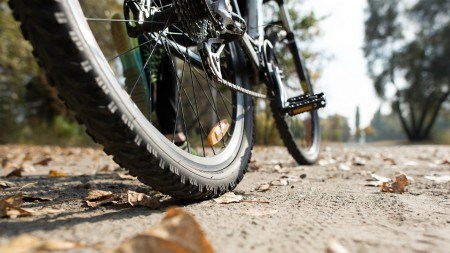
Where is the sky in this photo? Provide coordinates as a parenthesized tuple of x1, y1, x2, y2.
(302, 0, 382, 130)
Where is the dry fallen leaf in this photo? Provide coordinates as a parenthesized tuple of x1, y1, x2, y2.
(33, 157, 53, 166)
(48, 170, 68, 178)
(0, 180, 16, 189)
(127, 190, 160, 209)
(213, 192, 243, 204)
(4, 168, 23, 178)
(85, 189, 121, 207)
(0, 234, 81, 253)
(113, 208, 214, 253)
(381, 173, 411, 194)
(255, 183, 271, 192)
(0, 193, 33, 219)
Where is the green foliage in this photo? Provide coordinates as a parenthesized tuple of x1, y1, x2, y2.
(365, 108, 406, 142)
(431, 106, 450, 144)
(321, 114, 351, 143)
(364, 0, 450, 141)
(254, 111, 283, 146)
(355, 106, 361, 140)
(17, 116, 93, 146)
(0, 1, 40, 142)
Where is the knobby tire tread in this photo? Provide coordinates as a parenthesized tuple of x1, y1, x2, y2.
(9, 0, 252, 200)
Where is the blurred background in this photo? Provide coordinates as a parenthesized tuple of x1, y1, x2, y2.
(0, 0, 448, 146)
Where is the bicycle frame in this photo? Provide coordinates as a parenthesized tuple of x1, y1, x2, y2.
(150, 0, 311, 96)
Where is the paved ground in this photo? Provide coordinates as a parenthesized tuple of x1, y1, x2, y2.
(0, 144, 449, 252)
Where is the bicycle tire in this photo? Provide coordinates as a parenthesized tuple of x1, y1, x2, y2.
(265, 11, 321, 165)
(9, 0, 254, 200)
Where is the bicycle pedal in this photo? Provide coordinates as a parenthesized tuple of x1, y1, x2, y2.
(284, 93, 326, 116)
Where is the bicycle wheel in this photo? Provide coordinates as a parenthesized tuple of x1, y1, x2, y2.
(9, 0, 254, 200)
(263, 4, 321, 165)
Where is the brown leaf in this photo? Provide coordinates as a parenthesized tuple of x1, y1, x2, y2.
(0, 193, 33, 219)
(85, 189, 121, 208)
(0, 180, 16, 189)
(85, 189, 114, 201)
(213, 192, 243, 204)
(381, 173, 411, 194)
(113, 208, 215, 253)
(4, 207, 34, 219)
(48, 170, 68, 178)
(255, 183, 271, 192)
(33, 157, 52, 166)
(0, 234, 81, 252)
(3, 192, 24, 207)
(4, 168, 23, 178)
(127, 191, 161, 209)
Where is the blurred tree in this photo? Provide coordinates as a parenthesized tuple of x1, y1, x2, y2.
(355, 106, 361, 141)
(0, 0, 120, 144)
(0, 0, 40, 142)
(365, 107, 406, 142)
(321, 114, 351, 143)
(364, 0, 450, 141)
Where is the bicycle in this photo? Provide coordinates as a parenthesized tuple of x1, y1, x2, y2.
(8, 0, 326, 200)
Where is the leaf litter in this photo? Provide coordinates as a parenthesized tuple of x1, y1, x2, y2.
(85, 189, 161, 209)
(367, 172, 412, 193)
(113, 208, 215, 253)
(48, 169, 68, 178)
(33, 157, 53, 166)
(213, 192, 243, 204)
(0, 192, 64, 219)
(0, 234, 83, 253)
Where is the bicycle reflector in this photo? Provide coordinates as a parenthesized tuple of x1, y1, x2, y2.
(208, 119, 230, 146)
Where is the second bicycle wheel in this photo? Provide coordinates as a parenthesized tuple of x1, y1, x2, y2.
(263, 4, 321, 165)
(10, 0, 254, 199)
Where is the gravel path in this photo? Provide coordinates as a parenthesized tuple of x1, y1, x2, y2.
(1, 144, 449, 252)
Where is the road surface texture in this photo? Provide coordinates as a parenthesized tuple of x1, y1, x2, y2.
(1, 144, 449, 252)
